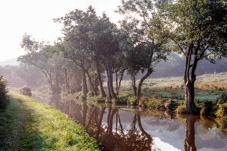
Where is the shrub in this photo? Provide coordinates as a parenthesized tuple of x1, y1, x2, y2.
(127, 96, 137, 106)
(200, 101, 216, 115)
(0, 75, 8, 109)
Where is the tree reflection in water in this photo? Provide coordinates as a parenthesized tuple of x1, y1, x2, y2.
(97, 108, 153, 151)
(182, 115, 197, 151)
(49, 97, 154, 151)
(48, 96, 226, 151)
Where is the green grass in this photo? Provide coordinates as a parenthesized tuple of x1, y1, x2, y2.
(0, 92, 100, 151)
(0, 93, 23, 150)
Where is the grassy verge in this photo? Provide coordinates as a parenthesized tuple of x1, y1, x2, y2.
(0, 92, 100, 151)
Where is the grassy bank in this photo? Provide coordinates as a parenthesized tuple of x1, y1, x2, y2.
(0, 92, 100, 151)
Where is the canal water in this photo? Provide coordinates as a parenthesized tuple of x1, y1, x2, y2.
(46, 95, 227, 151)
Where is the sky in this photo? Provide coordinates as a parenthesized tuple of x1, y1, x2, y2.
(0, 0, 122, 61)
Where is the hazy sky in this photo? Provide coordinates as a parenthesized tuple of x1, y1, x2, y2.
(0, 0, 122, 61)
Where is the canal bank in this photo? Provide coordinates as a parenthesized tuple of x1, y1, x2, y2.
(0, 92, 100, 151)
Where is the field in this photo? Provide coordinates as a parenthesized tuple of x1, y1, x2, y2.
(117, 72, 227, 102)
(31, 72, 227, 105)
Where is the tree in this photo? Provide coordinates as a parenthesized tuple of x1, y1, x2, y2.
(56, 7, 108, 98)
(56, 7, 124, 99)
(62, 33, 92, 98)
(19, 34, 82, 94)
(19, 34, 57, 93)
(152, 0, 227, 113)
(92, 15, 121, 99)
(118, 0, 167, 102)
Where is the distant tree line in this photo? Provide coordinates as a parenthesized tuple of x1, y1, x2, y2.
(0, 64, 46, 88)
(1, 53, 226, 88)
(17, 0, 226, 113)
(145, 53, 227, 79)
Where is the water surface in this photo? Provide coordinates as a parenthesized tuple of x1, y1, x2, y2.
(46, 95, 227, 151)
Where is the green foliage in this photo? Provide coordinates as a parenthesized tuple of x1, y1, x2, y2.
(215, 103, 227, 118)
(117, 0, 168, 99)
(127, 96, 138, 105)
(153, 0, 227, 57)
(0, 92, 100, 151)
(0, 76, 8, 109)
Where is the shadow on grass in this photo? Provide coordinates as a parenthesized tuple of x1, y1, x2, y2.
(0, 98, 50, 151)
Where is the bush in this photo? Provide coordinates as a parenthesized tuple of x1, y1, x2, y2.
(200, 101, 216, 115)
(0, 75, 8, 109)
(127, 96, 137, 106)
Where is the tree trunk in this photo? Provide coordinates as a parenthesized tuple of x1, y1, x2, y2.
(117, 69, 124, 95)
(115, 72, 118, 95)
(42, 70, 55, 94)
(82, 68, 88, 99)
(85, 70, 97, 96)
(137, 70, 152, 103)
(55, 69, 60, 94)
(108, 69, 117, 99)
(49, 75, 55, 94)
(136, 42, 154, 103)
(184, 44, 199, 113)
(185, 81, 197, 113)
(95, 58, 106, 97)
(94, 75, 99, 95)
(64, 68, 70, 93)
(107, 69, 112, 98)
(131, 74, 137, 96)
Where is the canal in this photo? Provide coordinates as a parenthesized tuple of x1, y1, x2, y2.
(41, 95, 227, 151)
